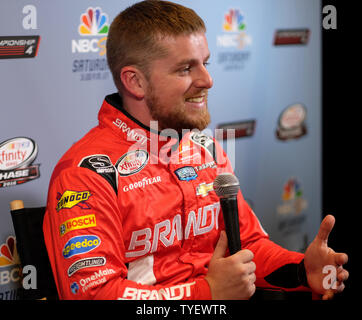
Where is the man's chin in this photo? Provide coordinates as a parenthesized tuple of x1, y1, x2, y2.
(175, 117, 211, 132)
(148, 103, 210, 132)
(157, 119, 210, 133)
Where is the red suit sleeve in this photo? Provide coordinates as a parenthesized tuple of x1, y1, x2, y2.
(216, 141, 309, 292)
(237, 195, 308, 291)
(43, 167, 212, 300)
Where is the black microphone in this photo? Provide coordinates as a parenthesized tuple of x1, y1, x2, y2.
(213, 173, 241, 255)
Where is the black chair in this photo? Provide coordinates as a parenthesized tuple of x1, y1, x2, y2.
(9, 200, 58, 300)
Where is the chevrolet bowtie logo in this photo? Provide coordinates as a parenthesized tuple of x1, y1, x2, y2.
(196, 182, 214, 197)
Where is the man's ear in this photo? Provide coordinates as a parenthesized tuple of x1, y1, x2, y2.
(120, 66, 147, 99)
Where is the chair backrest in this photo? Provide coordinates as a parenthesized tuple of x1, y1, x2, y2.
(10, 200, 58, 300)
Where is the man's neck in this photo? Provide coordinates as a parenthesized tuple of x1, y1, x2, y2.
(121, 92, 155, 129)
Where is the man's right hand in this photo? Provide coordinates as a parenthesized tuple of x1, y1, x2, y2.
(205, 231, 256, 300)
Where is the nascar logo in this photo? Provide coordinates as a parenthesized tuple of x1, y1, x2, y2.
(56, 190, 91, 211)
(60, 214, 96, 236)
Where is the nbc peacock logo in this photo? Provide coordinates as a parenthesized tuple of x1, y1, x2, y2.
(0, 236, 20, 268)
(217, 8, 252, 51)
(72, 6, 109, 57)
(223, 9, 246, 32)
(71, 7, 110, 81)
(78, 7, 109, 36)
(277, 177, 308, 216)
(0, 236, 22, 300)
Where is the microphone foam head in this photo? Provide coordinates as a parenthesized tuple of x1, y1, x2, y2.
(213, 172, 240, 198)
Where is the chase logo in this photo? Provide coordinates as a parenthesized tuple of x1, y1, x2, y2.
(63, 235, 100, 259)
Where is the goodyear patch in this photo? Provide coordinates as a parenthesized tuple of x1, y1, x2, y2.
(56, 190, 91, 212)
(62, 235, 100, 259)
(60, 214, 97, 236)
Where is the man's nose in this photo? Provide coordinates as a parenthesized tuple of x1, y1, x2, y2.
(194, 66, 213, 89)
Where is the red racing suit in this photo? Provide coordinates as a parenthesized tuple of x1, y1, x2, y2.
(43, 93, 309, 300)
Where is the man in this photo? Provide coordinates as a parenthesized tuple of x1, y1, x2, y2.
(43, 0, 348, 300)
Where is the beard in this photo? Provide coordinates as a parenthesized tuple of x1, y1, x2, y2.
(145, 85, 211, 133)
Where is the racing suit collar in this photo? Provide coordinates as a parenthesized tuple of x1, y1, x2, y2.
(99, 93, 182, 155)
(104, 93, 163, 136)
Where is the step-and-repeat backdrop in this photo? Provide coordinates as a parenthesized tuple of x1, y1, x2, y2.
(0, 0, 321, 299)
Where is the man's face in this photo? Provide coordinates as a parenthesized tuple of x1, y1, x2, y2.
(144, 32, 213, 132)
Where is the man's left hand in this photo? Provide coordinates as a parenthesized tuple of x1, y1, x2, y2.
(304, 215, 349, 300)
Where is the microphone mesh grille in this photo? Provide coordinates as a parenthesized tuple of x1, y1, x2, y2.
(213, 173, 240, 198)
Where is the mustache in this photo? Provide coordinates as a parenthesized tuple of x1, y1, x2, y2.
(184, 90, 208, 99)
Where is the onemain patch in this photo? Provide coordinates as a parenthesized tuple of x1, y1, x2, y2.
(63, 235, 100, 258)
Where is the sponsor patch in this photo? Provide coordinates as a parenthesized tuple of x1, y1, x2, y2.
(62, 235, 100, 258)
(67, 256, 106, 277)
(190, 132, 218, 163)
(70, 282, 79, 294)
(122, 176, 161, 192)
(116, 150, 149, 176)
(56, 190, 91, 212)
(174, 166, 198, 181)
(196, 182, 214, 197)
(194, 161, 217, 172)
(60, 214, 96, 236)
(71, 268, 115, 294)
(78, 154, 118, 193)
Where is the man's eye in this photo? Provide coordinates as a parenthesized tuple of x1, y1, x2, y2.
(181, 66, 191, 73)
(203, 62, 210, 67)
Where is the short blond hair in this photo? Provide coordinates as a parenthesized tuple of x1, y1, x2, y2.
(106, 0, 206, 92)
